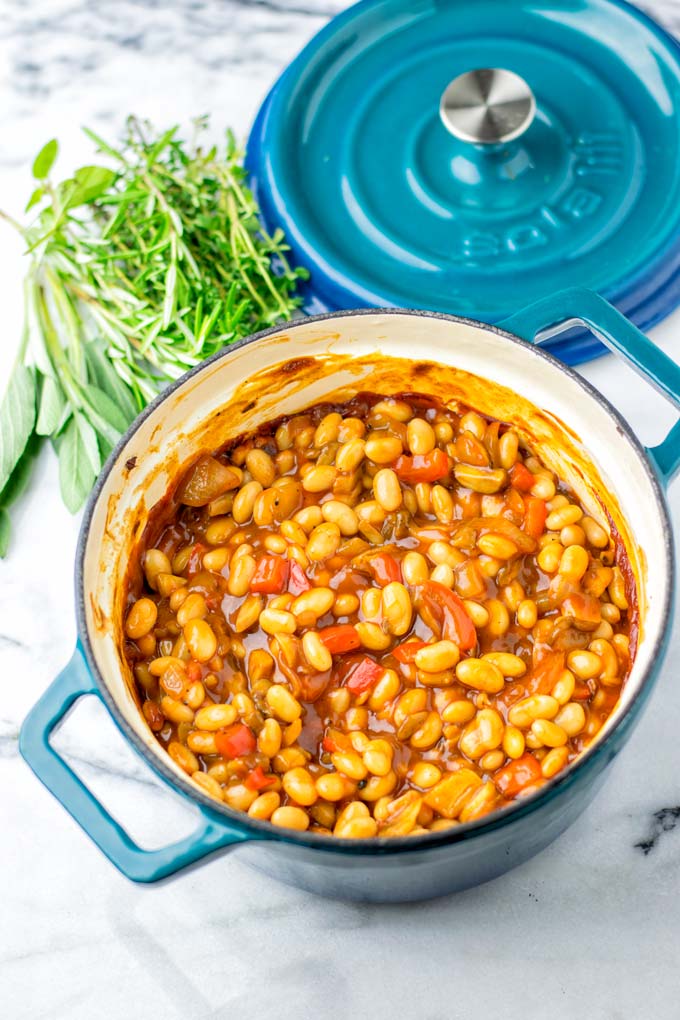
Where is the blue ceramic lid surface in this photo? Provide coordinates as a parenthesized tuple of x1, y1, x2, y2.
(247, 0, 680, 363)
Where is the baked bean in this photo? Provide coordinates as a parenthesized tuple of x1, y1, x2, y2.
(551, 669, 576, 705)
(415, 640, 460, 673)
(508, 694, 560, 728)
(412, 762, 442, 788)
(302, 631, 333, 672)
(485, 600, 510, 637)
(538, 542, 564, 573)
(184, 619, 217, 662)
(441, 699, 476, 724)
(266, 684, 302, 722)
(502, 725, 525, 759)
(373, 468, 402, 511)
(227, 553, 256, 596)
(194, 704, 237, 730)
(307, 522, 341, 561)
(203, 547, 230, 571)
(482, 651, 526, 677)
(292, 587, 335, 620)
(478, 533, 518, 560)
(357, 621, 392, 651)
(499, 431, 519, 468)
(459, 708, 504, 759)
(559, 545, 589, 580)
(567, 649, 602, 680)
(456, 658, 505, 693)
(282, 767, 318, 806)
(144, 549, 172, 589)
(259, 608, 296, 635)
(333, 592, 360, 617)
(368, 669, 400, 711)
(365, 433, 403, 464)
(381, 582, 412, 636)
(432, 486, 454, 522)
(541, 746, 570, 778)
(336, 438, 366, 472)
(555, 702, 586, 736)
(232, 480, 263, 524)
(407, 418, 436, 455)
(125, 598, 158, 640)
(302, 464, 337, 492)
(322, 500, 359, 536)
(248, 791, 281, 820)
(258, 718, 282, 757)
(581, 516, 609, 548)
(531, 718, 568, 748)
(271, 806, 310, 831)
(516, 599, 538, 629)
(168, 741, 199, 775)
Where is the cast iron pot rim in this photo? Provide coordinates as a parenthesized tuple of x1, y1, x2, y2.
(76, 306, 674, 858)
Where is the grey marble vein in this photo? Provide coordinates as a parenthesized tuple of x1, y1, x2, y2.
(636, 806, 680, 855)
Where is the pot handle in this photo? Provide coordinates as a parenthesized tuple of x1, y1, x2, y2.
(499, 287, 680, 486)
(19, 644, 255, 883)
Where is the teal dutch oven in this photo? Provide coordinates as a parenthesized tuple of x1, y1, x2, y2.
(18, 289, 680, 902)
(247, 0, 680, 364)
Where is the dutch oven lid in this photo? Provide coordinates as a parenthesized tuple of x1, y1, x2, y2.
(247, 0, 680, 363)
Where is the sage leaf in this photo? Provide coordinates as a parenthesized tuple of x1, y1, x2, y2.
(0, 433, 42, 510)
(84, 341, 138, 422)
(32, 139, 58, 180)
(65, 166, 116, 210)
(74, 411, 101, 474)
(0, 364, 37, 493)
(58, 415, 96, 513)
(0, 511, 10, 558)
(36, 374, 67, 436)
(25, 187, 44, 213)
(81, 384, 130, 444)
(0, 430, 43, 559)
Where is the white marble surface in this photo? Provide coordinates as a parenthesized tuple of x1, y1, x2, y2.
(3, 2, 680, 1017)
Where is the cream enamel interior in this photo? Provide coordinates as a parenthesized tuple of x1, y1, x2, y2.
(82, 313, 669, 797)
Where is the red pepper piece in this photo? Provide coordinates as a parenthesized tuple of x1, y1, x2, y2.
(345, 656, 385, 694)
(419, 581, 477, 651)
(572, 682, 592, 700)
(510, 462, 535, 492)
(394, 448, 449, 484)
(524, 496, 547, 538)
(370, 552, 402, 587)
(392, 639, 428, 663)
(215, 723, 256, 759)
(494, 754, 543, 798)
(249, 554, 289, 594)
(319, 624, 362, 655)
(187, 542, 207, 575)
(322, 731, 352, 753)
(531, 650, 566, 695)
(245, 765, 276, 791)
(288, 559, 312, 595)
(186, 660, 202, 683)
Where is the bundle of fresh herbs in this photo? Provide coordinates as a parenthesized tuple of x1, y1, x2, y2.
(0, 116, 307, 555)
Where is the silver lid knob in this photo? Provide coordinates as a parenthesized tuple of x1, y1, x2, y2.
(440, 68, 536, 144)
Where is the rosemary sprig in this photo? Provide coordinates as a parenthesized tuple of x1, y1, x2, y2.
(0, 116, 307, 554)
